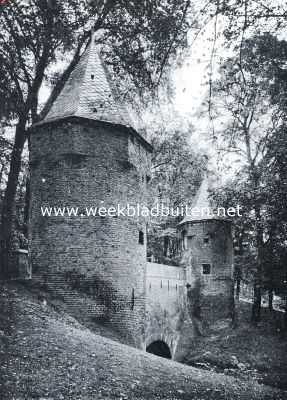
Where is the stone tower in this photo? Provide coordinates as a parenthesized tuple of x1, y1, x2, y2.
(29, 35, 152, 347)
(178, 178, 234, 328)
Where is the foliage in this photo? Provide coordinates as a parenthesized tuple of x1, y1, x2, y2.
(209, 33, 287, 320)
(147, 113, 205, 264)
(0, 0, 194, 260)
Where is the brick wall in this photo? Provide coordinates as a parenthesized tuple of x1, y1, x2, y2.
(179, 220, 234, 326)
(29, 117, 151, 347)
(145, 262, 193, 359)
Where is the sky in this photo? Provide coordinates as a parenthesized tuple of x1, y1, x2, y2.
(172, 20, 227, 177)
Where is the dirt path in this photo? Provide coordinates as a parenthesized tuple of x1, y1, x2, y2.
(0, 283, 286, 400)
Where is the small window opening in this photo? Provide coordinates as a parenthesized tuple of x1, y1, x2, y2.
(146, 174, 151, 183)
(93, 107, 97, 113)
(139, 230, 144, 245)
(204, 235, 209, 244)
(131, 288, 135, 310)
(160, 280, 162, 288)
(91, 74, 94, 79)
(202, 263, 211, 275)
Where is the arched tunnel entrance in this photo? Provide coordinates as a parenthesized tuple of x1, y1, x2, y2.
(146, 341, 172, 359)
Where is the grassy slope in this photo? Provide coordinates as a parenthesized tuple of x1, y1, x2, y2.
(0, 282, 286, 400)
(183, 303, 287, 391)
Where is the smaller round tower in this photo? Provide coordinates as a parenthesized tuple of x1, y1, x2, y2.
(178, 178, 234, 328)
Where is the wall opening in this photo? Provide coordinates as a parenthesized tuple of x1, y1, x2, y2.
(202, 263, 211, 275)
(203, 235, 209, 244)
(139, 230, 144, 244)
(146, 341, 171, 359)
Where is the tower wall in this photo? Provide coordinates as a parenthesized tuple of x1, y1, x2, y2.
(179, 220, 234, 327)
(29, 117, 151, 347)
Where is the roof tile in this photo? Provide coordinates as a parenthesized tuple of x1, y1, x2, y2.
(44, 36, 133, 128)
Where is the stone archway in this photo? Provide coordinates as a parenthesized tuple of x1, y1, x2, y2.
(146, 340, 172, 359)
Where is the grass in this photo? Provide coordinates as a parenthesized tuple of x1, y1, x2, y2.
(1, 281, 286, 399)
(182, 302, 287, 390)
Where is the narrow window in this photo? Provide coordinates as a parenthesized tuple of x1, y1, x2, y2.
(168, 280, 170, 291)
(202, 263, 211, 275)
(203, 235, 209, 244)
(131, 288, 135, 310)
(91, 74, 95, 79)
(160, 280, 162, 288)
(139, 230, 144, 245)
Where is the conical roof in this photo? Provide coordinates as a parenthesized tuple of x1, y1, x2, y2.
(43, 35, 133, 128)
(179, 176, 218, 224)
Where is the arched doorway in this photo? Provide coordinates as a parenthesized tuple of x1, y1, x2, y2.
(146, 341, 172, 359)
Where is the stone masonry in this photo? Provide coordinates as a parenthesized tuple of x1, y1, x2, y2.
(29, 35, 152, 348)
(29, 33, 234, 356)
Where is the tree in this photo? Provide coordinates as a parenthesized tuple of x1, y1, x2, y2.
(261, 124, 287, 321)
(209, 34, 287, 322)
(0, 0, 193, 270)
(147, 112, 205, 264)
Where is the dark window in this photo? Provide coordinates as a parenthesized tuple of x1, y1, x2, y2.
(203, 236, 209, 244)
(91, 74, 94, 79)
(139, 230, 144, 245)
(202, 263, 211, 275)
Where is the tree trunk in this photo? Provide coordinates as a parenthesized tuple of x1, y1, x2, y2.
(268, 288, 273, 312)
(252, 283, 261, 323)
(163, 236, 169, 257)
(251, 205, 263, 323)
(236, 278, 241, 300)
(0, 123, 27, 273)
